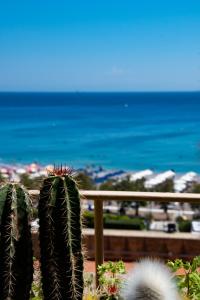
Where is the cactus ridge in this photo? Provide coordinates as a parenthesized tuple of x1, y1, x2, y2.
(39, 177, 74, 300)
(0, 184, 10, 224)
(39, 174, 84, 300)
(0, 183, 33, 300)
(39, 177, 63, 300)
(54, 181, 74, 299)
(65, 176, 84, 300)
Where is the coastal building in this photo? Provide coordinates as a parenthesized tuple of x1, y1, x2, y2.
(145, 170, 175, 189)
(174, 172, 197, 192)
(130, 169, 153, 181)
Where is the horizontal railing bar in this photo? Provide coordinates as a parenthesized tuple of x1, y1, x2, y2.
(29, 190, 200, 203)
(80, 190, 200, 203)
(81, 190, 200, 203)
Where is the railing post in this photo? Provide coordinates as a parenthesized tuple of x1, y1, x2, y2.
(94, 199, 104, 288)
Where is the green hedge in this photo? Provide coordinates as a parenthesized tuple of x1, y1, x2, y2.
(178, 220, 191, 232)
(104, 219, 145, 230)
(83, 211, 95, 228)
(83, 211, 146, 230)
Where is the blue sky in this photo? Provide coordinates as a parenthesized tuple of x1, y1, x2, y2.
(0, 1, 200, 91)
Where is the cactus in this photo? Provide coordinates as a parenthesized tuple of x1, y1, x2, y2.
(65, 176, 84, 299)
(0, 183, 33, 300)
(38, 168, 84, 300)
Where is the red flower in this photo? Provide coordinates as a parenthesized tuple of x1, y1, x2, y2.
(108, 285, 118, 295)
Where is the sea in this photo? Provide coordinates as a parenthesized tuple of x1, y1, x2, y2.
(0, 92, 200, 173)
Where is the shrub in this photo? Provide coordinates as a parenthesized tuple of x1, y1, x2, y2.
(168, 256, 200, 299)
(178, 220, 191, 232)
(83, 210, 95, 227)
(83, 211, 146, 230)
(104, 217, 145, 230)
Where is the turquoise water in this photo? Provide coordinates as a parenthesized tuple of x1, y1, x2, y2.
(0, 92, 200, 172)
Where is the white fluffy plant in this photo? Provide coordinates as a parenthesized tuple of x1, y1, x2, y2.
(121, 259, 181, 300)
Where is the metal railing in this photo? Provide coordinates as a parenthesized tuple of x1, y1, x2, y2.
(29, 190, 200, 286)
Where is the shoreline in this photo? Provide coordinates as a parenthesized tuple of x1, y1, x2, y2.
(0, 161, 200, 192)
(0, 161, 199, 175)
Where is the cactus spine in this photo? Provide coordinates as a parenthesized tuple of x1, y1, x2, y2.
(0, 183, 33, 300)
(38, 170, 84, 300)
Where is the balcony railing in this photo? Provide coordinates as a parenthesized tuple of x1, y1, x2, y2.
(29, 190, 200, 286)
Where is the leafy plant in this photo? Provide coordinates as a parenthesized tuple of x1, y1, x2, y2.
(167, 256, 200, 299)
(83, 273, 98, 300)
(98, 261, 126, 299)
(30, 259, 43, 299)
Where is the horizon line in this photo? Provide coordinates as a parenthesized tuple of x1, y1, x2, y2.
(0, 90, 200, 94)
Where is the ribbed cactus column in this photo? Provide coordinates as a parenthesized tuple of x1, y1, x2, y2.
(38, 169, 84, 300)
(65, 176, 84, 300)
(0, 183, 33, 300)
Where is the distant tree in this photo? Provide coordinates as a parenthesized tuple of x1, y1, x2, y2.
(0, 172, 6, 184)
(74, 172, 96, 190)
(191, 183, 200, 194)
(133, 202, 140, 217)
(152, 179, 174, 193)
(99, 176, 146, 192)
(99, 180, 115, 191)
(190, 183, 200, 212)
(20, 174, 45, 190)
(114, 176, 146, 192)
(99, 176, 146, 216)
(151, 179, 174, 220)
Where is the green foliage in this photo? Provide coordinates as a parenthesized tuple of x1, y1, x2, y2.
(0, 172, 6, 184)
(38, 174, 84, 300)
(152, 179, 174, 193)
(31, 281, 43, 300)
(84, 210, 96, 227)
(20, 174, 45, 190)
(190, 183, 200, 194)
(75, 172, 96, 190)
(84, 272, 96, 297)
(99, 180, 116, 191)
(167, 256, 200, 299)
(104, 215, 145, 230)
(98, 261, 126, 299)
(83, 211, 146, 230)
(99, 176, 146, 192)
(30, 257, 43, 299)
(0, 183, 33, 300)
(177, 218, 191, 232)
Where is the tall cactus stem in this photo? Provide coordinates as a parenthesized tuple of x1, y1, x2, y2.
(65, 176, 84, 300)
(39, 176, 74, 300)
(0, 183, 33, 300)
